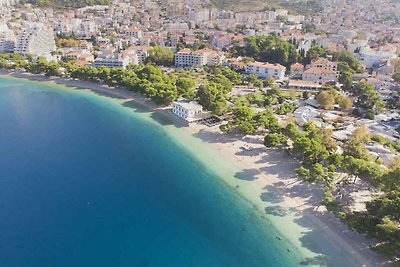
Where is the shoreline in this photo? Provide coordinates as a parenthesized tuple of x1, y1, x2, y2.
(0, 70, 391, 266)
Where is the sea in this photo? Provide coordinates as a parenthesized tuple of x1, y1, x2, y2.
(0, 75, 320, 267)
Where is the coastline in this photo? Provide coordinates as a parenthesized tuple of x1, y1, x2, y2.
(0, 70, 391, 266)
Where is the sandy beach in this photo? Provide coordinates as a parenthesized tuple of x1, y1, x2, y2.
(0, 70, 391, 266)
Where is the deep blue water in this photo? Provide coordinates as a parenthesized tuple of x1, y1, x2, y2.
(0, 76, 300, 267)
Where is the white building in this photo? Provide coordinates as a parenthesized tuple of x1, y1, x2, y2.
(245, 61, 286, 80)
(15, 23, 56, 59)
(92, 55, 131, 69)
(164, 22, 189, 31)
(131, 46, 151, 64)
(172, 100, 203, 122)
(356, 46, 397, 68)
(0, 0, 19, 6)
(74, 19, 98, 39)
(287, 14, 305, 24)
(0, 23, 15, 53)
(174, 48, 223, 67)
(124, 27, 142, 39)
(302, 67, 338, 83)
(188, 9, 210, 23)
(55, 18, 97, 40)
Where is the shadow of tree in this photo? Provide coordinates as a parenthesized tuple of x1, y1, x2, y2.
(265, 205, 290, 217)
(260, 190, 284, 204)
(234, 147, 265, 157)
(192, 129, 239, 144)
(299, 255, 328, 266)
(87, 89, 127, 99)
(234, 169, 258, 181)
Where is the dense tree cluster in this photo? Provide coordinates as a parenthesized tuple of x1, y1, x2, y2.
(55, 37, 79, 48)
(229, 106, 281, 135)
(231, 35, 300, 67)
(341, 168, 400, 262)
(197, 83, 228, 115)
(302, 45, 327, 65)
(1, 54, 249, 114)
(1, 55, 195, 106)
(197, 66, 245, 115)
(316, 88, 353, 111)
(70, 65, 168, 104)
(0, 53, 29, 70)
(268, 119, 400, 262)
(145, 46, 175, 67)
(351, 81, 385, 117)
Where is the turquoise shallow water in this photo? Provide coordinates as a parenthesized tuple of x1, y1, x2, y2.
(0, 76, 302, 267)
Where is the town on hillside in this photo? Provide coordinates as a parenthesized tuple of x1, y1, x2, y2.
(0, 0, 400, 263)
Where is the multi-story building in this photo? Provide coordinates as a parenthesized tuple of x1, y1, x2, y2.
(74, 19, 98, 39)
(124, 27, 142, 39)
(0, 0, 19, 6)
(188, 9, 210, 23)
(245, 61, 286, 80)
(310, 57, 338, 73)
(300, 57, 340, 83)
(0, 23, 15, 53)
(302, 67, 338, 83)
(65, 51, 94, 62)
(14, 23, 56, 59)
(92, 54, 131, 69)
(174, 48, 222, 67)
(130, 46, 151, 64)
(290, 62, 304, 78)
(55, 18, 97, 40)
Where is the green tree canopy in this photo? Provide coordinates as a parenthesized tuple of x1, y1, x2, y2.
(232, 34, 300, 67)
(316, 91, 335, 109)
(145, 46, 174, 66)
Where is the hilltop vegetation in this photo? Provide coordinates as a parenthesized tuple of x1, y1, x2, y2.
(20, 0, 109, 7)
(211, 0, 322, 15)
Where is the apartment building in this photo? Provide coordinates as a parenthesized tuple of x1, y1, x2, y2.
(0, 23, 15, 53)
(0, 0, 19, 6)
(300, 57, 340, 83)
(92, 54, 131, 69)
(131, 46, 151, 64)
(124, 27, 142, 39)
(302, 67, 338, 83)
(290, 62, 304, 78)
(14, 23, 56, 59)
(174, 48, 222, 67)
(311, 57, 338, 73)
(245, 61, 286, 80)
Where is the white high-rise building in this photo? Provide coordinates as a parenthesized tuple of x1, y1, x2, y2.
(0, 23, 16, 53)
(15, 23, 56, 59)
